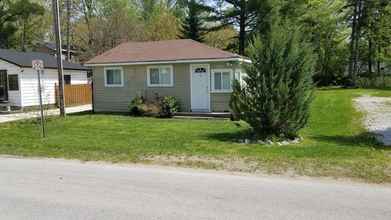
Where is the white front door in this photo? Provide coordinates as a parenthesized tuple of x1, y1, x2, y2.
(190, 64, 210, 112)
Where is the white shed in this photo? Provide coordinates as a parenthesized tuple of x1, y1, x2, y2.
(0, 49, 89, 108)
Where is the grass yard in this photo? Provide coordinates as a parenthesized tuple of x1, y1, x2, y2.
(0, 88, 391, 183)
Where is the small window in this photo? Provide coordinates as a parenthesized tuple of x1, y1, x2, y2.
(235, 69, 247, 86)
(64, 75, 71, 85)
(104, 67, 123, 87)
(212, 69, 233, 92)
(8, 74, 19, 91)
(195, 67, 207, 73)
(234, 71, 241, 82)
(147, 65, 173, 87)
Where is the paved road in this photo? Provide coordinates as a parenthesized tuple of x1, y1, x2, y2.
(0, 157, 390, 220)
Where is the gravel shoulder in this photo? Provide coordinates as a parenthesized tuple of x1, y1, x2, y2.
(355, 95, 391, 145)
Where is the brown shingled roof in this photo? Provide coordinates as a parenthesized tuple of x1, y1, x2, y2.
(86, 39, 242, 65)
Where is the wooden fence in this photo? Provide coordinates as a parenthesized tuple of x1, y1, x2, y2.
(56, 84, 92, 106)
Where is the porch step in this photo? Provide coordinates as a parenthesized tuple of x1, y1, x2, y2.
(174, 112, 231, 119)
(0, 101, 11, 113)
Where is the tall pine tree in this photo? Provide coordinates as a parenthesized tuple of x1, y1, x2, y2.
(207, 0, 273, 55)
(230, 23, 316, 139)
(181, 0, 210, 42)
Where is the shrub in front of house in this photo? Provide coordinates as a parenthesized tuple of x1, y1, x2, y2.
(230, 23, 316, 140)
(128, 95, 180, 117)
(158, 96, 180, 118)
(128, 96, 145, 116)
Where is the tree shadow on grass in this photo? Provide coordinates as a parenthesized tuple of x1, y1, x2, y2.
(205, 129, 253, 143)
(311, 131, 390, 150)
(207, 128, 391, 151)
(68, 111, 93, 116)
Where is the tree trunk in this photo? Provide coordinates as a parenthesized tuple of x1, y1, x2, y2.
(82, 0, 94, 57)
(368, 37, 373, 76)
(377, 45, 381, 76)
(21, 21, 26, 52)
(356, 0, 364, 68)
(238, 0, 246, 56)
(348, 0, 359, 86)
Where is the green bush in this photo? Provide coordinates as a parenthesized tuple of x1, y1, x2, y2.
(158, 96, 180, 118)
(230, 24, 316, 139)
(357, 76, 391, 89)
(128, 95, 180, 118)
(128, 96, 145, 116)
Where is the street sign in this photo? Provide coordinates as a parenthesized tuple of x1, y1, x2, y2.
(32, 60, 44, 71)
(32, 59, 46, 138)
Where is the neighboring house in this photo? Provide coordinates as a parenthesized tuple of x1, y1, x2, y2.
(85, 39, 250, 112)
(35, 42, 79, 63)
(0, 49, 89, 108)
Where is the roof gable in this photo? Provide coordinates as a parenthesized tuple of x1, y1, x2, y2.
(86, 39, 243, 65)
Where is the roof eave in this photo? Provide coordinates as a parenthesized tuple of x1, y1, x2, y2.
(85, 57, 252, 67)
(0, 58, 22, 68)
(21, 66, 89, 71)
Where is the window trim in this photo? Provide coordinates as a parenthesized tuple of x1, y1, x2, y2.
(147, 65, 174, 87)
(7, 74, 19, 91)
(104, 67, 124, 87)
(234, 69, 247, 86)
(211, 69, 233, 93)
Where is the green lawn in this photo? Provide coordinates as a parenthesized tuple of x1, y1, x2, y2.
(1, 88, 391, 183)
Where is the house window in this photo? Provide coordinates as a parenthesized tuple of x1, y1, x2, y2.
(104, 67, 123, 87)
(64, 75, 71, 85)
(212, 69, 233, 92)
(147, 65, 173, 87)
(8, 74, 19, 91)
(234, 69, 247, 86)
(234, 71, 241, 82)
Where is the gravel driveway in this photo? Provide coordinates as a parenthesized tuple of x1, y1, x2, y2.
(355, 96, 391, 145)
(0, 105, 92, 124)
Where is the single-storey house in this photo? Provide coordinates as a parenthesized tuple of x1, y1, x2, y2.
(0, 49, 89, 108)
(85, 39, 250, 112)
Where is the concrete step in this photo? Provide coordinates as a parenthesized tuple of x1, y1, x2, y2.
(174, 112, 232, 119)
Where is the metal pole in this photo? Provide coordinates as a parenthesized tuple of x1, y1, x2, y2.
(52, 0, 66, 117)
(37, 70, 46, 138)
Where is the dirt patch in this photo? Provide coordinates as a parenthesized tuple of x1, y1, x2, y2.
(140, 155, 263, 173)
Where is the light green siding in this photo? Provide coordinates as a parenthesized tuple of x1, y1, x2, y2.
(92, 62, 240, 112)
(210, 93, 231, 112)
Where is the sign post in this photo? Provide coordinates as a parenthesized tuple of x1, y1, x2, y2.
(32, 60, 46, 138)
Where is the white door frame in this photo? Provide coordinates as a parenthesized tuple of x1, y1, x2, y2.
(190, 64, 210, 112)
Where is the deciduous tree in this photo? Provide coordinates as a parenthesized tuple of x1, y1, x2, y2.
(0, 0, 17, 48)
(12, 0, 45, 51)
